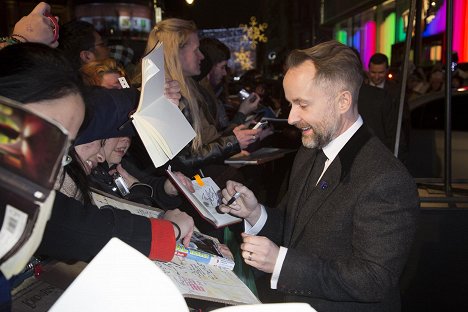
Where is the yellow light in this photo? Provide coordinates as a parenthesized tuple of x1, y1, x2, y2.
(186, 0, 194, 4)
(388, 73, 393, 79)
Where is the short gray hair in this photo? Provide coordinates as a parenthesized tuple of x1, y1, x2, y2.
(285, 40, 363, 106)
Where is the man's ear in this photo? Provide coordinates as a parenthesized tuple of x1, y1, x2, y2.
(79, 50, 96, 64)
(338, 91, 353, 113)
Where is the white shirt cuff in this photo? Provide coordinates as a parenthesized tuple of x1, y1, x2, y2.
(244, 204, 267, 235)
(270, 246, 288, 289)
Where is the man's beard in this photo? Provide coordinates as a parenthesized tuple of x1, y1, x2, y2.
(301, 106, 339, 149)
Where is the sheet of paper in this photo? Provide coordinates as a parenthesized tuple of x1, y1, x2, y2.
(49, 238, 189, 312)
(155, 259, 260, 305)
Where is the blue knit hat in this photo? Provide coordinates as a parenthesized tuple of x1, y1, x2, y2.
(75, 87, 139, 146)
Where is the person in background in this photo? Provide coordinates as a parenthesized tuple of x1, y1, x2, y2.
(0, 43, 194, 268)
(427, 68, 445, 93)
(219, 41, 419, 311)
(80, 58, 127, 89)
(132, 18, 262, 176)
(197, 37, 259, 132)
(58, 20, 110, 72)
(367, 53, 400, 100)
(78, 87, 194, 208)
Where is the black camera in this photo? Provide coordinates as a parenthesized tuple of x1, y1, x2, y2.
(113, 172, 130, 197)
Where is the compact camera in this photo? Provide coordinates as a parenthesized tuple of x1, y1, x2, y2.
(113, 172, 130, 197)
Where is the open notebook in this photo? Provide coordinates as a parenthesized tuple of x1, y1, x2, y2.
(49, 238, 316, 311)
(131, 42, 196, 168)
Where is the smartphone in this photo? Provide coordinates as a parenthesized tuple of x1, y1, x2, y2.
(239, 88, 250, 100)
(251, 120, 268, 129)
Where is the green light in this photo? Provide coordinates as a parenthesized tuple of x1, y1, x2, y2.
(336, 30, 347, 45)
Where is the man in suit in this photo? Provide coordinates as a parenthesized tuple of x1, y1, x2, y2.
(366, 53, 409, 163)
(367, 53, 400, 99)
(219, 41, 419, 311)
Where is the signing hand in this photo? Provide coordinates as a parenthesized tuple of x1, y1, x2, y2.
(13, 2, 59, 48)
(164, 80, 182, 106)
(164, 171, 194, 196)
(163, 209, 194, 247)
(218, 180, 262, 225)
(241, 233, 279, 273)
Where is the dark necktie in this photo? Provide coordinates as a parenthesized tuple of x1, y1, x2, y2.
(299, 149, 327, 204)
(294, 149, 328, 223)
(309, 149, 327, 188)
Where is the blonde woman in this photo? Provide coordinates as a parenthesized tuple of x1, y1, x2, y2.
(133, 18, 261, 173)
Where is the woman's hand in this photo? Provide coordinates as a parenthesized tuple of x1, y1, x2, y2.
(109, 164, 139, 187)
(163, 209, 194, 247)
(164, 171, 194, 196)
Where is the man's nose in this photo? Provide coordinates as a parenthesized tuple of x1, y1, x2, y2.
(288, 105, 299, 125)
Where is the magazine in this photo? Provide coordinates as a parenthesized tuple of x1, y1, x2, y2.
(175, 231, 235, 270)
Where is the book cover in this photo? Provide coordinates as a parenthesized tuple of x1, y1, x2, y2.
(174, 231, 235, 270)
(131, 42, 196, 168)
(0, 96, 69, 278)
(166, 168, 241, 228)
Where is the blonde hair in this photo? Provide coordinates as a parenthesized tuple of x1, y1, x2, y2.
(133, 18, 204, 152)
(80, 58, 127, 87)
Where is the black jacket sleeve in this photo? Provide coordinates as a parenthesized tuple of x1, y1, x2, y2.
(36, 192, 152, 262)
(175, 135, 241, 169)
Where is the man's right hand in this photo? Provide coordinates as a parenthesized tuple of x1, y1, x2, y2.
(218, 180, 262, 226)
(163, 209, 194, 247)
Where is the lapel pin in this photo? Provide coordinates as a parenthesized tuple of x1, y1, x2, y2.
(319, 180, 328, 190)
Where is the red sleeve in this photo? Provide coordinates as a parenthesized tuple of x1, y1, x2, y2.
(148, 218, 176, 261)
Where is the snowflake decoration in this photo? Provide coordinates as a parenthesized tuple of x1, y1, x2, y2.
(234, 47, 253, 71)
(240, 16, 268, 48)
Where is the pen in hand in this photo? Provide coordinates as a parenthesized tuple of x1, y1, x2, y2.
(226, 192, 241, 206)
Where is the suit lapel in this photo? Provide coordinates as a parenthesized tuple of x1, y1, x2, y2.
(284, 125, 373, 246)
(289, 159, 342, 244)
(284, 148, 316, 245)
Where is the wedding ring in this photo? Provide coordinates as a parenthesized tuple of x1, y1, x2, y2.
(252, 135, 256, 140)
(248, 251, 253, 261)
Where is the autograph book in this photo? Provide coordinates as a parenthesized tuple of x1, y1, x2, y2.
(166, 168, 241, 228)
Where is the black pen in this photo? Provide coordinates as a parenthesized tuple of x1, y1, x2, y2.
(226, 192, 241, 205)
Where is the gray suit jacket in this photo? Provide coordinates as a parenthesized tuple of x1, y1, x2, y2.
(259, 125, 419, 312)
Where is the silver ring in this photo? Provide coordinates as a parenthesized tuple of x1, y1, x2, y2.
(252, 135, 256, 140)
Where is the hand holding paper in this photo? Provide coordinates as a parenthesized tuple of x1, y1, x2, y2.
(162, 209, 194, 247)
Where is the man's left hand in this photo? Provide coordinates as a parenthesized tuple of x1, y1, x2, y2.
(240, 232, 279, 273)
